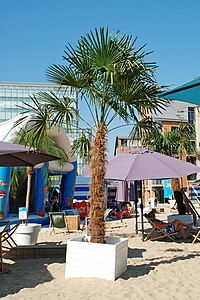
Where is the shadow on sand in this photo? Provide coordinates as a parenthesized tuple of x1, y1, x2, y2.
(128, 247, 147, 258)
(0, 242, 66, 298)
(120, 249, 200, 280)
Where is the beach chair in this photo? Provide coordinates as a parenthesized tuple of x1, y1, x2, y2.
(1, 222, 20, 250)
(0, 221, 20, 273)
(190, 228, 200, 244)
(104, 208, 114, 220)
(49, 212, 69, 235)
(144, 214, 178, 242)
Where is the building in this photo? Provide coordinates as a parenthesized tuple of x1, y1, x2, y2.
(0, 81, 88, 174)
(114, 100, 197, 203)
(152, 100, 196, 201)
(0, 81, 78, 122)
(114, 134, 140, 155)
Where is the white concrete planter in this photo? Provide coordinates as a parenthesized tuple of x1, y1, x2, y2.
(11, 223, 41, 246)
(65, 236, 128, 281)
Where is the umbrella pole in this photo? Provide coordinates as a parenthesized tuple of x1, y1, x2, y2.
(140, 180, 144, 241)
(134, 181, 138, 234)
(25, 167, 33, 225)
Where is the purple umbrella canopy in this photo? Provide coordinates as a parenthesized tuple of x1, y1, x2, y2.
(0, 140, 60, 167)
(115, 181, 128, 202)
(83, 148, 200, 181)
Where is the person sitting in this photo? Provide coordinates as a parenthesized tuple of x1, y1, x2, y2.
(115, 208, 121, 220)
(107, 200, 118, 218)
(51, 196, 61, 212)
(110, 200, 118, 210)
(147, 210, 191, 240)
(123, 202, 133, 218)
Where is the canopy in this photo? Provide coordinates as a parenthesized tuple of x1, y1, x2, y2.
(83, 148, 200, 181)
(159, 77, 200, 105)
(115, 181, 128, 202)
(0, 140, 60, 167)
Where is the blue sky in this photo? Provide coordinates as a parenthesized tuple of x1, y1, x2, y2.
(1, 0, 200, 155)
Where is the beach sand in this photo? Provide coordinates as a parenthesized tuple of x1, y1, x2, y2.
(1, 206, 200, 300)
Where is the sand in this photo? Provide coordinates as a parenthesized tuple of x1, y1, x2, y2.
(1, 205, 200, 300)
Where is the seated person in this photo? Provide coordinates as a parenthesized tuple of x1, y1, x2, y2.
(111, 200, 118, 210)
(51, 196, 61, 212)
(147, 210, 191, 240)
(115, 208, 121, 220)
(107, 200, 118, 218)
(123, 202, 133, 218)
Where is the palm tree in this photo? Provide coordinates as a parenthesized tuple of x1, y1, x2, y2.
(141, 121, 196, 210)
(141, 122, 196, 158)
(10, 120, 69, 223)
(17, 27, 169, 243)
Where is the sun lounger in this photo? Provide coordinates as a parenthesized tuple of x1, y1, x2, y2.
(49, 212, 69, 234)
(144, 213, 179, 242)
(1, 221, 20, 273)
(190, 227, 200, 244)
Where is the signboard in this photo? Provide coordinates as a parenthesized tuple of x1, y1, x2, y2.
(19, 207, 27, 220)
(85, 217, 90, 236)
(163, 179, 173, 199)
(73, 201, 88, 218)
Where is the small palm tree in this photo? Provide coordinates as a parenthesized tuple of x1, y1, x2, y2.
(11, 119, 69, 223)
(141, 122, 196, 158)
(17, 27, 168, 242)
(141, 121, 196, 199)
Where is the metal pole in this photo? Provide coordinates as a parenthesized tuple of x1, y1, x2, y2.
(139, 180, 144, 241)
(134, 180, 138, 234)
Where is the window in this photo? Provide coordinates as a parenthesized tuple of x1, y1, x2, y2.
(121, 139, 127, 147)
(188, 107, 195, 124)
(171, 126, 178, 131)
(187, 156, 197, 180)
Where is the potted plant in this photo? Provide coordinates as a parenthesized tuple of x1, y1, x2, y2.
(17, 27, 168, 278)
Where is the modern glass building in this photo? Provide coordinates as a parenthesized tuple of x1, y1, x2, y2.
(0, 81, 79, 123)
(0, 81, 88, 174)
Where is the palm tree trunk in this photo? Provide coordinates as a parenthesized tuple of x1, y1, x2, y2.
(89, 122, 107, 243)
(25, 166, 33, 225)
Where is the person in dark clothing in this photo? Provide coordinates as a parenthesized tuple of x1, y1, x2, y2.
(174, 190, 186, 215)
(51, 196, 61, 212)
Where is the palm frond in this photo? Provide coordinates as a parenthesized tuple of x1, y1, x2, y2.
(70, 133, 91, 163)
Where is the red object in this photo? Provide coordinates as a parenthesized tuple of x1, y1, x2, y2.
(116, 211, 121, 219)
(73, 201, 88, 219)
(38, 208, 44, 217)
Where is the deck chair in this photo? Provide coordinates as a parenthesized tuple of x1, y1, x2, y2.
(49, 212, 69, 235)
(0, 221, 20, 273)
(104, 208, 114, 220)
(144, 214, 179, 242)
(190, 228, 200, 244)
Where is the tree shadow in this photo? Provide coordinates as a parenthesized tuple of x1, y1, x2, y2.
(120, 252, 200, 280)
(128, 247, 146, 258)
(0, 242, 66, 298)
(164, 248, 184, 252)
